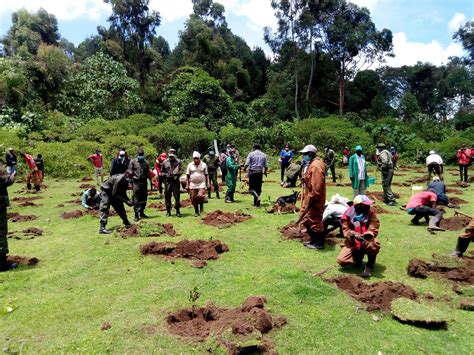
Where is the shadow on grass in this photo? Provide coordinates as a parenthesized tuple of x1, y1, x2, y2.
(339, 263, 387, 279)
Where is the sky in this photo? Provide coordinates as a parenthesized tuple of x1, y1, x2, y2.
(0, 0, 472, 67)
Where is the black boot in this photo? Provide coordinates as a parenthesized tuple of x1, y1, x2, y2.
(35, 185, 40, 192)
(99, 223, 111, 234)
(200, 202, 204, 214)
(176, 207, 181, 217)
(305, 230, 325, 250)
(194, 205, 199, 217)
(166, 207, 171, 217)
(123, 219, 132, 227)
(451, 237, 471, 257)
(134, 211, 139, 222)
(216, 190, 220, 199)
(139, 210, 149, 218)
(0, 253, 17, 272)
(361, 254, 376, 278)
(208, 189, 212, 199)
(27, 183, 32, 190)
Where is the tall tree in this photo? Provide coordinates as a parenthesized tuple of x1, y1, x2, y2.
(453, 20, 474, 65)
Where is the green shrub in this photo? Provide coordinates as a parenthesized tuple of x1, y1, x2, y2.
(218, 124, 255, 152)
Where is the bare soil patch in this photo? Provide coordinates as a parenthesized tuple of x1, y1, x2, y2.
(448, 182, 470, 188)
(202, 210, 252, 227)
(12, 196, 42, 202)
(446, 188, 463, 195)
(118, 223, 177, 238)
(7, 212, 38, 222)
(79, 183, 96, 189)
(80, 177, 94, 182)
(61, 210, 84, 219)
(148, 202, 167, 211)
(180, 199, 193, 208)
(140, 239, 229, 261)
(439, 216, 470, 231)
(448, 197, 468, 205)
(7, 255, 39, 265)
(279, 221, 340, 246)
(18, 200, 42, 207)
(372, 205, 396, 214)
(22, 227, 43, 236)
(367, 191, 401, 201)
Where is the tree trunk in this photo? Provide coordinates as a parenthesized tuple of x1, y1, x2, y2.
(338, 65, 345, 116)
(306, 33, 314, 102)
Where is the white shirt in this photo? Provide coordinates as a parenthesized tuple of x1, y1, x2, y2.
(323, 203, 349, 222)
(186, 161, 208, 189)
(426, 154, 443, 166)
(356, 155, 366, 180)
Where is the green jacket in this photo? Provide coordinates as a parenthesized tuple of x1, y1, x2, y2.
(348, 153, 369, 189)
(225, 156, 240, 188)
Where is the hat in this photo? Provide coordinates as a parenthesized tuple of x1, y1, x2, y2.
(376, 143, 386, 149)
(299, 145, 317, 154)
(193, 151, 201, 159)
(168, 149, 176, 157)
(8, 147, 14, 151)
(353, 195, 374, 206)
(429, 150, 435, 155)
(119, 150, 126, 156)
(432, 176, 440, 182)
(209, 150, 215, 155)
(355, 145, 363, 152)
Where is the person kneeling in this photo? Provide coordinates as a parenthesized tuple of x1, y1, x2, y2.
(82, 187, 100, 210)
(337, 195, 380, 278)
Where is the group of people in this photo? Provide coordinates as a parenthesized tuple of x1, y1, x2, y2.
(5, 148, 44, 191)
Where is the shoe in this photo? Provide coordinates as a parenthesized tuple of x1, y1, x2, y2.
(176, 210, 181, 217)
(134, 213, 139, 222)
(99, 227, 112, 234)
(451, 237, 470, 257)
(304, 242, 318, 249)
(216, 192, 220, 199)
(385, 201, 396, 206)
(410, 218, 420, 225)
(123, 220, 132, 228)
(360, 266, 373, 278)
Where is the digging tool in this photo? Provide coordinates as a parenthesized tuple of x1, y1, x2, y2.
(454, 211, 473, 219)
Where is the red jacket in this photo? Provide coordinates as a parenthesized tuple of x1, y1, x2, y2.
(457, 148, 471, 165)
(24, 154, 37, 171)
(155, 152, 168, 174)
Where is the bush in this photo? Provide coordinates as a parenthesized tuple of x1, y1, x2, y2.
(218, 124, 255, 153)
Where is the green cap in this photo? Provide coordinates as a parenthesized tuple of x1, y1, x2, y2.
(355, 145, 363, 151)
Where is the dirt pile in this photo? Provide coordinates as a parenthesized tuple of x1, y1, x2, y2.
(267, 204, 299, 214)
(166, 296, 286, 354)
(280, 222, 309, 242)
(12, 196, 42, 202)
(367, 191, 401, 201)
(140, 239, 229, 261)
(120, 225, 141, 237)
(148, 202, 167, 211)
(448, 197, 468, 205)
(7, 212, 38, 222)
(22, 227, 43, 236)
(119, 223, 177, 238)
(446, 188, 463, 195)
(180, 199, 193, 208)
(202, 210, 252, 227)
(7, 255, 39, 265)
(327, 276, 418, 312)
(449, 182, 470, 188)
(61, 210, 84, 219)
(411, 177, 427, 184)
(80, 177, 94, 182)
(439, 216, 470, 231)
(18, 201, 42, 207)
(79, 183, 95, 189)
(407, 255, 474, 284)
(372, 205, 395, 214)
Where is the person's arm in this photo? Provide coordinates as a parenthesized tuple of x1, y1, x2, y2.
(263, 156, 268, 176)
(363, 212, 380, 238)
(243, 154, 250, 172)
(82, 192, 90, 209)
(205, 165, 210, 188)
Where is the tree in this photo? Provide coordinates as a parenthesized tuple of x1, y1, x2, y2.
(453, 20, 474, 65)
(399, 92, 421, 122)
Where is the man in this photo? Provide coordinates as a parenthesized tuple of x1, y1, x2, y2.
(0, 166, 17, 272)
(376, 143, 396, 206)
(244, 144, 268, 207)
(457, 144, 471, 183)
(82, 187, 100, 210)
(337, 195, 381, 278)
(186, 152, 209, 216)
(279, 144, 293, 185)
(202, 149, 220, 199)
(88, 149, 104, 185)
(219, 148, 229, 183)
(155, 152, 167, 198)
(35, 154, 44, 179)
(225, 148, 241, 203)
(406, 189, 444, 231)
(426, 150, 443, 180)
(98, 173, 133, 234)
(342, 146, 350, 167)
(348, 145, 369, 198)
(162, 149, 183, 217)
(324, 146, 336, 183)
(299, 145, 326, 249)
(323, 194, 350, 238)
(22, 152, 42, 191)
(110, 150, 130, 176)
(427, 177, 449, 206)
(6, 148, 17, 174)
(451, 218, 473, 257)
(128, 148, 151, 222)
(284, 160, 301, 188)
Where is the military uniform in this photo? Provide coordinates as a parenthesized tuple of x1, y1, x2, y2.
(0, 167, 15, 271)
(203, 154, 220, 198)
(377, 148, 396, 204)
(99, 174, 132, 232)
(162, 158, 183, 215)
(324, 148, 336, 182)
(128, 157, 150, 219)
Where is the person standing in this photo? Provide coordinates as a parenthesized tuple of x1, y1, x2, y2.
(162, 149, 183, 217)
(35, 154, 44, 180)
(324, 146, 337, 183)
(342, 146, 350, 167)
(244, 144, 268, 207)
(82, 187, 100, 210)
(110, 150, 130, 176)
(88, 149, 104, 185)
(5, 148, 17, 174)
(203, 149, 220, 199)
(299, 145, 326, 249)
(186, 152, 209, 216)
(22, 152, 42, 191)
(457, 144, 471, 183)
(426, 150, 443, 180)
(155, 152, 167, 198)
(219, 148, 229, 183)
(279, 144, 293, 186)
(376, 143, 396, 206)
(0, 166, 17, 272)
(98, 173, 133, 234)
(405, 190, 444, 231)
(225, 148, 240, 203)
(348, 145, 369, 198)
(129, 148, 151, 222)
(451, 218, 473, 257)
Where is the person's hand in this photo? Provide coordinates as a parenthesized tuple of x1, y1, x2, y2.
(362, 233, 373, 240)
(350, 231, 360, 240)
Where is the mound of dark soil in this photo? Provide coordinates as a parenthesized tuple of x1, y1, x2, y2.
(148, 202, 167, 211)
(120, 225, 140, 237)
(22, 227, 43, 236)
(446, 188, 463, 195)
(367, 191, 401, 201)
(411, 177, 427, 184)
(407, 255, 474, 284)
(140, 239, 229, 261)
(326, 276, 418, 312)
(65, 199, 82, 204)
(80, 177, 94, 182)
(119, 223, 176, 238)
(61, 210, 84, 219)
(12, 196, 42, 202)
(372, 205, 395, 214)
(79, 183, 95, 189)
(279, 221, 340, 246)
(7, 212, 38, 222)
(439, 216, 470, 231)
(267, 204, 299, 214)
(448, 182, 470, 188)
(448, 197, 468, 205)
(18, 201, 42, 207)
(202, 210, 252, 227)
(162, 223, 177, 236)
(166, 296, 286, 354)
(180, 199, 193, 208)
(7, 255, 39, 265)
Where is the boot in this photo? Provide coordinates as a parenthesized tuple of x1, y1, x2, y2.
(216, 190, 220, 199)
(361, 254, 376, 278)
(451, 237, 471, 257)
(139, 210, 149, 218)
(194, 205, 199, 217)
(200, 202, 204, 214)
(99, 223, 111, 234)
(35, 185, 40, 192)
(208, 189, 212, 199)
(123, 219, 132, 228)
(166, 207, 171, 217)
(27, 183, 32, 190)
(428, 211, 445, 231)
(134, 211, 139, 222)
(176, 207, 181, 217)
(411, 216, 421, 225)
(0, 253, 17, 272)
(305, 230, 325, 250)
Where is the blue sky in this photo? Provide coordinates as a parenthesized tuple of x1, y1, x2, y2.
(0, 0, 472, 66)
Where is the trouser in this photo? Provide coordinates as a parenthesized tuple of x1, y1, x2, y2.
(6, 166, 16, 174)
(248, 171, 263, 196)
(286, 176, 298, 187)
(427, 163, 442, 179)
(0, 208, 8, 254)
(280, 163, 289, 182)
(326, 164, 336, 182)
(459, 164, 469, 182)
(99, 191, 128, 227)
(381, 167, 395, 203)
(158, 175, 165, 195)
(133, 180, 148, 214)
(94, 167, 104, 185)
(208, 171, 219, 197)
(165, 180, 181, 211)
(26, 171, 42, 191)
(324, 217, 342, 237)
(190, 188, 206, 208)
(225, 184, 236, 201)
(408, 206, 441, 223)
(436, 194, 449, 206)
(337, 238, 380, 266)
(352, 180, 366, 198)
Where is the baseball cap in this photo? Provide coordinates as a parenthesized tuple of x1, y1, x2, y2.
(429, 150, 435, 154)
(168, 149, 176, 157)
(355, 145, 363, 152)
(353, 195, 374, 205)
(299, 145, 317, 154)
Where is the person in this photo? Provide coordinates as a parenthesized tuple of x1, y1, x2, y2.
(342, 146, 350, 167)
(427, 177, 449, 206)
(390, 147, 399, 170)
(0, 165, 17, 272)
(22, 152, 42, 191)
(323, 194, 350, 238)
(162, 149, 183, 217)
(225, 148, 240, 203)
(406, 190, 444, 231)
(348, 145, 369, 198)
(98, 173, 133, 234)
(5, 148, 17, 174)
(155, 152, 168, 198)
(284, 160, 301, 188)
(88, 149, 104, 185)
(244, 144, 268, 207)
(426, 150, 443, 180)
(110, 150, 130, 176)
(336, 195, 381, 278)
(279, 144, 293, 185)
(186, 152, 209, 216)
(451, 218, 473, 257)
(35, 154, 44, 180)
(202, 149, 220, 199)
(82, 187, 100, 210)
(376, 143, 396, 206)
(299, 145, 326, 249)
(457, 144, 471, 183)
(232, 144, 241, 164)
(128, 148, 151, 222)
(219, 148, 228, 183)
(324, 146, 336, 183)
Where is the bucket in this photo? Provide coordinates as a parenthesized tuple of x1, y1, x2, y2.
(412, 185, 423, 196)
(367, 177, 376, 185)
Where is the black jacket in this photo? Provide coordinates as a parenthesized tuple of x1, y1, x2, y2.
(110, 157, 130, 176)
(6, 153, 17, 167)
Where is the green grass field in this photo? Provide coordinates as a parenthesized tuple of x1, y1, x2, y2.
(1, 164, 473, 353)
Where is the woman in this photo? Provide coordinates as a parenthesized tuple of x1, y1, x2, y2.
(279, 144, 293, 186)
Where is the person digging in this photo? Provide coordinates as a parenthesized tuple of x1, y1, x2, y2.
(336, 195, 381, 278)
(129, 148, 151, 222)
(405, 189, 445, 232)
(0, 166, 18, 272)
(452, 216, 473, 257)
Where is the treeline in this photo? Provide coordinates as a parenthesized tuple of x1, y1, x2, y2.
(0, 0, 473, 171)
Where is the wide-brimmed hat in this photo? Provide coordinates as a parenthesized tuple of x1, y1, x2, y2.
(168, 149, 176, 157)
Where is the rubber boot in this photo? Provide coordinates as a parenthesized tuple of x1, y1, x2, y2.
(176, 207, 181, 217)
(361, 254, 376, 278)
(428, 211, 445, 231)
(35, 185, 40, 192)
(305, 230, 325, 250)
(27, 183, 32, 190)
(410, 216, 420, 225)
(134, 211, 139, 222)
(216, 190, 220, 199)
(166, 207, 171, 217)
(99, 223, 112, 234)
(200, 202, 204, 214)
(208, 189, 212, 199)
(123, 218, 132, 228)
(0, 253, 17, 272)
(194, 205, 199, 217)
(451, 237, 471, 257)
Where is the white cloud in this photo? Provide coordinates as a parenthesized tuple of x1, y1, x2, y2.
(384, 32, 464, 67)
(348, 0, 380, 13)
(234, 0, 276, 30)
(448, 12, 466, 32)
(149, 0, 192, 24)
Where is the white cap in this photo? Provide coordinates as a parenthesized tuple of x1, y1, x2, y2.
(299, 145, 317, 154)
(192, 151, 201, 159)
(429, 150, 435, 155)
(119, 150, 126, 155)
(432, 176, 440, 182)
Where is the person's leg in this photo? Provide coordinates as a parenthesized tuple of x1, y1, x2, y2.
(95, 168, 99, 186)
(99, 191, 111, 233)
(212, 173, 219, 199)
(459, 164, 463, 182)
(0, 208, 13, 271)
(382, 168, 396, 204)
(173, 182, 181, 216)
(164, 182, 172, 216)
(463, 164, 468, 182)
(360, 238, 380, 278)
(133, 183, 140, 221)
(305, 227, 325, 249)
(137, 182, 148, 217)
(331, 164, 336, 182)
(337, 246, 355, 266)
(111, 199, 130, 226)
(158, 175, 164, 196)
(359, 180, 366, 195)
(280, 164, 285, 183)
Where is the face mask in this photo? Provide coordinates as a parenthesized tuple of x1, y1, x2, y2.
(137, 155, 145, 160)
(119, 155, 125, 159)
(303, 155, 312, 162)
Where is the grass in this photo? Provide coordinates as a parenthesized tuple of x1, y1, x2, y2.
(1, 164, 474, 353)
(391, 298, 450, 326)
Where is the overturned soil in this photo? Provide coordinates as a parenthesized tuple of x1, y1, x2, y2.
(18, 200, 42, 207)
(407, 255, 474, 284)
(180, 199, 193, 208)
(7, 212, 38, 222)
(61, 210, 84, 219)
(446, 188, 464, 195)
(60, 209, 109, 219)
(372, 205, 395, 214)
(80, 177, 94, 182)
(202, 210, 252, 227)
(327, 276, 418, 312)
(267, 204, 300, 214)
(12, 196, 42, 202)
(166, 296, 286, 354)
(140, 239, 229, 261)
(448, 197, 468, 205)
(449, 182, 470, 188)
(439, 216, 471, 231)
(7, 255, 39, 265)
(279, 221, 340, 246)
(22, 227, 43, 236)
(367, 191, 401, 202)
(148, 202, 167, 211)
(79, 183, 96, 189)
(410, 177, 427, 184)
(119, 223, 177, 238)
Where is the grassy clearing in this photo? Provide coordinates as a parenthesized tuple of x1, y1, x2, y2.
(1, 164, 474, 353)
